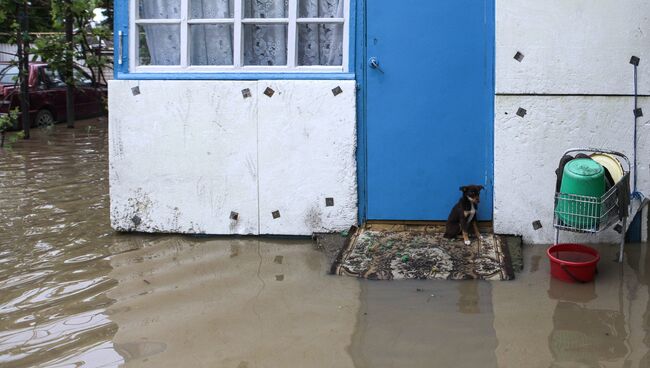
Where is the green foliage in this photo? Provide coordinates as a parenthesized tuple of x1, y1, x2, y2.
(0, 0, 113, 86)
(0, 1, 111, 136)
(0, 108, 20, 148)
(0, 4, 21, 45)
(32, 0, 112, 87)
(33, 33, 70, 78)
(0, 0, 52, 43)
(0, 108, 19, 132)
(6, 130, 26, 148)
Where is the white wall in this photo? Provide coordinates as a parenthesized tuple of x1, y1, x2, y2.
(496, 0, 650, 95)
(495, 0, 650, 243)
(109, 80, 357, 236)
(257, 80, 357, 235)
(0, 44, 17, 62)
(495, 96, 649, 243)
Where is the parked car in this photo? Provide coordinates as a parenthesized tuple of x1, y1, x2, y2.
(0, 62, 107, 129)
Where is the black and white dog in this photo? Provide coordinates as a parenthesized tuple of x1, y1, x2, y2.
(443, 185, 484, 245)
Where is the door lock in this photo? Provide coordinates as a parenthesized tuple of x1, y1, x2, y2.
(368, 57, 384, 73)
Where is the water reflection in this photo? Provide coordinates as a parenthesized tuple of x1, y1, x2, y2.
(544, 243, 650, 368)
(549, 302, 627, 367)
(106, 237, 359, 367)
(0, 120, 123, 367)
(457, 280, 481, 314)
(547, 276, 597, 303)
(625, 244, 650, 367)
(351, 280, 498, 368)
(0, 120, 360, 367)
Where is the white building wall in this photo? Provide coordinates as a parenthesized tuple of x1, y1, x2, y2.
(257, 80, 357, 235)
(495, 0, 650, 243)
(109, 80, 357, 235)
(0, 44, 17, 62)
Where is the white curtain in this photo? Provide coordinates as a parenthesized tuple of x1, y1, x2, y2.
(190, 0, 234, 65)
(242, 0, 288, 66)
(140, 0, 343, 66)
(297, 0, 343, 66)
(140, 0, 182, 65)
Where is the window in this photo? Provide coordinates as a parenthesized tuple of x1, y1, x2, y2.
(41, 68, 66, 88)
(37, 67, 93, 88)
(130, 0, 349, 73)
(0, 66, 18, 84)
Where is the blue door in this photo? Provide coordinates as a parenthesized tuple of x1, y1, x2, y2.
(364, 0, 494, 220)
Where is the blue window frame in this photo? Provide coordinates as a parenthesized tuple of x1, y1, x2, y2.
(114, 0, 356, 80)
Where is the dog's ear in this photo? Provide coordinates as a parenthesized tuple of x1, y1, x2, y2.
(478, 185, 484, 191)
(459, 186, 467, 192)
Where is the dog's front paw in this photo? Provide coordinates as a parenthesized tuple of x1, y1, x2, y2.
(464, 240, 471, 246)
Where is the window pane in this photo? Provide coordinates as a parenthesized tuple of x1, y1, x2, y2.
(73, 69, 93, 85)
(244, 0, 288, 18)
(42, 68, 65, 87)
(139, 0, 181, 19)
(297, 23, 343, 66)
(190, 0, 233, 18)
(298, 0, 343, 18)
(243, 24, 287, 66)
(0, 66, 18, 84)
(137, 24, 181, 65)
(190, 24, 234, 65)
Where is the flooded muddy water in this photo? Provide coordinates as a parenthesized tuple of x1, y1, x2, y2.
(1, 119, 650, 367)
(350, 280, 499, 368)
(0, 120, 360, 367)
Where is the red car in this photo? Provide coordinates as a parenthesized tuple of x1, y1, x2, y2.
(0, 62, 107, 129)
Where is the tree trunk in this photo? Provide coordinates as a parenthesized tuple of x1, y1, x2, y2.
(18, 1, 30, 139)
(65, 0, 75, 129)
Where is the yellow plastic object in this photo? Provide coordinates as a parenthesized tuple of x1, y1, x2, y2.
(590, 153, 624, 184)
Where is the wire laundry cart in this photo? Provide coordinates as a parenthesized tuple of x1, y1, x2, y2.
(553, 148, 631, 262)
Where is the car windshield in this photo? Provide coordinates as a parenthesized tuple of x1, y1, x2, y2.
(0, 65, 19, 85)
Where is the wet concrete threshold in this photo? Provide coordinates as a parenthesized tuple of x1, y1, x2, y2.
(1, 119, 649, 367)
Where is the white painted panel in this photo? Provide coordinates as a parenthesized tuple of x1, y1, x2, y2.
(108, 80, 260, 234)
(258, 80, 357, 235)
(496, 0, 650, 94)
(494, 95, 650, 244)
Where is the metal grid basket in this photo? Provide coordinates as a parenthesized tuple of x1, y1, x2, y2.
(552, 148, 631, 262)
(553, 173, 629, 233)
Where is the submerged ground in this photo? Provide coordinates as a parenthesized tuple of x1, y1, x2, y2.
(1, 119, 649, 367)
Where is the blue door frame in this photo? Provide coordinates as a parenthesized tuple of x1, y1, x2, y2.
(355, 0, 495, 222)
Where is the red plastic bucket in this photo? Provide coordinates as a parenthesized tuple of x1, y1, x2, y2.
(547, 243, 600, 283)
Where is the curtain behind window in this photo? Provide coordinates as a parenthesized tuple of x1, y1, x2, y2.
(297, 0, 343, 66)
(243, 0, 288, 66)
(140, 0, 182, 65)
(140, 0, 343, 66)
(190, 0, 234, 65)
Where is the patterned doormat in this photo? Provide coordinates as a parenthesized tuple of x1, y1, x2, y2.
(331, 228, 514, 280)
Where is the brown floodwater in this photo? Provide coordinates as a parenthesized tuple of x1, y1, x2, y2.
(0, 120, 129, 367)
(1, 119, 649, 367)
(0, 120, 359, 367)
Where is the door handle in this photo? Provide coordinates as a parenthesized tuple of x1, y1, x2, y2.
(118, 31, 123, 65)
(368, 57, 384, 73)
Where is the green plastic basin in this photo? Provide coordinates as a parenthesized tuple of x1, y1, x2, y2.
(557, 159, 606, 229)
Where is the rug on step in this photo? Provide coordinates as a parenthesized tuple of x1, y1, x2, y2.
(331, 229, 515, 280)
